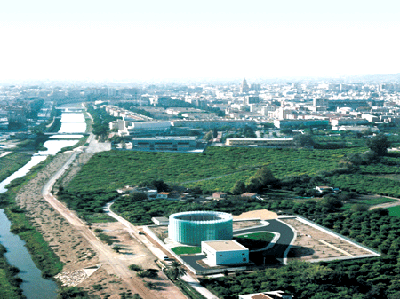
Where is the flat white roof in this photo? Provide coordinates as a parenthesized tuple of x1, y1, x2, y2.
(203, 240, 247, 251)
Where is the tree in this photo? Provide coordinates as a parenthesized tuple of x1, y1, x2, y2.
(366, 133, 390, 156)
(57, 287, 89, 299)
(231, 181, 246, 194)
(204, 130, 213, 141)
(212, 128, 218, 138)
(151, 180, 170, 192)
(243, 125, 256, 138)
(247, 167, 279, 192)
(92, 122, 109, 141)
(166, 261, 186, 280)
(293, 134, 315, 148)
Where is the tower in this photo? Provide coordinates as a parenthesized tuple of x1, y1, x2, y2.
(241, 78, 250, 93)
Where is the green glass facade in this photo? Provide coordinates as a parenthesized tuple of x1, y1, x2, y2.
(168, 211, 233, 246)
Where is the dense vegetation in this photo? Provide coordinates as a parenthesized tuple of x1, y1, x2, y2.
(88, 105, 119, 140)
(0, 244, 24, 299)
(63, 146, 363, 193)
(0, 153, 31, 187)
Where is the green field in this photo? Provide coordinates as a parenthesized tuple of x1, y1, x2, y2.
(171, 246, 202, 255)
(389, 205, 400, 217)
(66, 146, 365, 193)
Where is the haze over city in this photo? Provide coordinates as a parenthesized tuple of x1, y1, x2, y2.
(1, 0, 400, 83)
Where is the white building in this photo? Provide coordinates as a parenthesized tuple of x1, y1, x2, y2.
(239, 290, 293, 299)
(202, 240, 249, 266)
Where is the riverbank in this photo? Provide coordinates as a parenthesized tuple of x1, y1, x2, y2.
(0, 243, 24, 299)
(12, 151, 141, 298)
(0, 153, 32, 186)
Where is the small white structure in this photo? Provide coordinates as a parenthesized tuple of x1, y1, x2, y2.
(151, 216, 169, 225)
(202, 240, 249, 266)
(239, 290, 292, 299)
(315, 186, 333, 194)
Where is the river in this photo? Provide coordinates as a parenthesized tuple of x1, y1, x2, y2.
(0, 109, 86, 299)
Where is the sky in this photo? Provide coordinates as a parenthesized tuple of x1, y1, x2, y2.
(0, 0, 399, 83)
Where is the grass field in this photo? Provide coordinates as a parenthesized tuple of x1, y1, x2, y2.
(389, 206, 400, 217)
(171, 246, 202, 255)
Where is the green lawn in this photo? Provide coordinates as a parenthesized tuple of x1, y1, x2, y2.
(389, 206, 400, 217)
(171, 246, 201, 255)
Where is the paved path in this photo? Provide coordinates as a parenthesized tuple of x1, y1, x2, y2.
(233, 219, 294, 259)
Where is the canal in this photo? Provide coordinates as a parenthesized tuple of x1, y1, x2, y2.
(0, 108, 86, 299)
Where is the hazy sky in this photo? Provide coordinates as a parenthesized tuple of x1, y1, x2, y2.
(1, 0, 399, 82)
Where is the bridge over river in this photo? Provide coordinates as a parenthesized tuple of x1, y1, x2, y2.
(44, 132, 90, 136)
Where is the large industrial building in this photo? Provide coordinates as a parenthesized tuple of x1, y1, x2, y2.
(168, 211, 233, 246)
(225, 138, 294, 147)
(130, 137, 198, 151)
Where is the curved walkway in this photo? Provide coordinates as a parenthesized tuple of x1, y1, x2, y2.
(233, 219, 295, 260)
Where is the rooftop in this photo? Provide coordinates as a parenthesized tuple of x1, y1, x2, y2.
(203, 240, 247, 251)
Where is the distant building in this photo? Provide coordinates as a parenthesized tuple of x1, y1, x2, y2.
(156, 192, 169, 199)
(212, 192, 228, 200)
(130, 137, 198, 152)
(241, 193, 259, 199)
(274, 119, 329, 129)
(241, 79, 250, 93)
(151, 216, 169, 225)
(239, 290, 293, 299)
(315, 186, 333, 194)
(245, 96, 260, 105)
(361, 114, 379, 122)
(226, 138, 294, 148)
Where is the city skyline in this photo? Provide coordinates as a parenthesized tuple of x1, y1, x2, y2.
(1, 0, 400, 83)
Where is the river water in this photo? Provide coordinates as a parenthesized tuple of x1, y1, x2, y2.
(0, 110, 86, 299)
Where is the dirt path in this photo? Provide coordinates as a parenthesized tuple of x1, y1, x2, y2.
(13, 150, 185, 299)
(369, 195, 400, 210)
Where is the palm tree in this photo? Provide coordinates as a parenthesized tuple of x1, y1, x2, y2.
(167, 261, 186, 280)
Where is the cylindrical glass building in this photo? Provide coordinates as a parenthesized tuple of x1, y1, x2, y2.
(168, 211, 233, 246)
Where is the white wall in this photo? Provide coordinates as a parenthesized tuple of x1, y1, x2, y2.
(202, 242, 249, 265)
